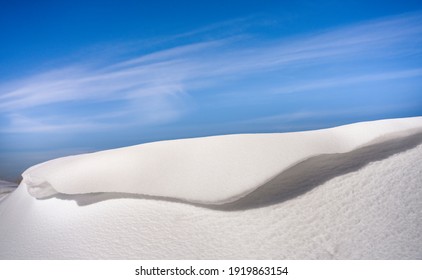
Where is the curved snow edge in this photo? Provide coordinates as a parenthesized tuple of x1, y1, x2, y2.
(21, 117, 422, 204)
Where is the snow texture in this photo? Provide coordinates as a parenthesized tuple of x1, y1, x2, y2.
(22, 117, 422, 204)
(0, 117, 421, 259)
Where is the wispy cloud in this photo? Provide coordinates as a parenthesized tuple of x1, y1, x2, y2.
(1, 114, 98, 133)
(1, 12, 421, 133)
(273, 69, 422, 94)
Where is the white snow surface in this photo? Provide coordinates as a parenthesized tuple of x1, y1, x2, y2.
(22, 117, 422, 204)
(0, 117, 422, 259)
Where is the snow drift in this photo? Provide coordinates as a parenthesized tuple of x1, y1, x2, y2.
(22, 117, 422, 204)
(0, 117, 422, 259)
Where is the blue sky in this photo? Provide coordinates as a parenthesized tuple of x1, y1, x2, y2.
(1, 0, 422, 181)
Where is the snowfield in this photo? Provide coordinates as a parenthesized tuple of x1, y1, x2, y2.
(0, 117, 421, 259)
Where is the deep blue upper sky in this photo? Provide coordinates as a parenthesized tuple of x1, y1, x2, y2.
(1, 0, 422, 180)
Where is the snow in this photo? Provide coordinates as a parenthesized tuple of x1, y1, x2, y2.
(22, 117, 422, 204)
(0, 117, 421, 259)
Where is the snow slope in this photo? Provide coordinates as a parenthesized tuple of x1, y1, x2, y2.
(0, 117, 421, 259)
(22, 117, 422, 204)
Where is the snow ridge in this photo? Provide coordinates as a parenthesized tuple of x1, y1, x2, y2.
(22, 117, 422, 204)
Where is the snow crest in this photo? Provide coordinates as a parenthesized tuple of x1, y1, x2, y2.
(22, 117, 422, 204)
